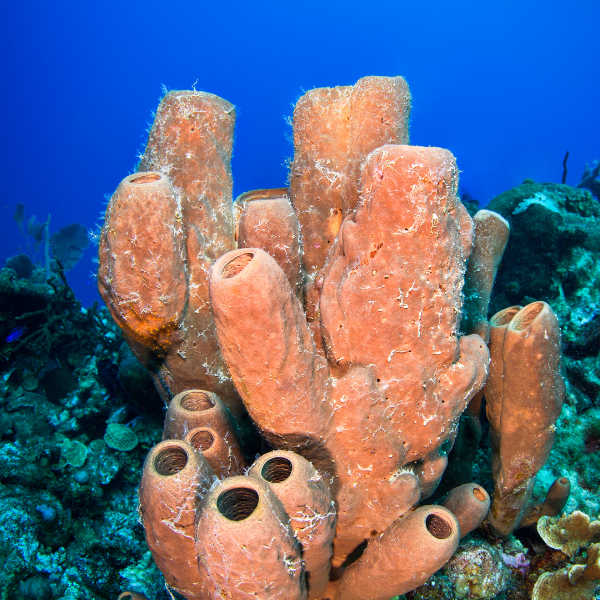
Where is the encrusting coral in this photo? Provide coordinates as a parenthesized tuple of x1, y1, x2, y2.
(537, 510, 600, 558)
(532, 514, 600, 599)
(531, 544, 600, 600)
(98, 76, 567, 599)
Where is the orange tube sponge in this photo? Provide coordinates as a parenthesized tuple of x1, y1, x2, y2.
(163, 389, 236, 439)
(184, 426, 244, 478)
(324, 366, 420, 567)
(235, 188, 303, 299)
(100, 79, 511, 599)
(196, 475, 306, 599)
(537, 476, 571, 519)
(139, 440, 216, 599)
(248, 451, 336, 598)
(443, 483, 491, 537)
(483, 305, 522, 433)
(485, 301, 566, 538)
(210, 249, 421, 566)
(320, 145, 489, 466)
(334, 506, 460, 600)
(210, 144, 488, 568)
(290, 76, 411, 279)
(98, 91, 241, 416)
(462, 210, 510, 335)
(519, 476, 571, 528)
(162, 389, 246, 475)
(210, 248, 331, 451)
(98, 172, 186, 351)
(138, 90, 236, 261)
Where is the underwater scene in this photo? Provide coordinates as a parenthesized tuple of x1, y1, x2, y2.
(1, 1, 600, 599)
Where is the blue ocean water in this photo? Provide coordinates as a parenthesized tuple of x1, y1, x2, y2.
(1, 0, 599, 308)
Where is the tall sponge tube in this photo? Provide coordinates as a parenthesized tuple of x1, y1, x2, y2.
(485, 301, 565, 538)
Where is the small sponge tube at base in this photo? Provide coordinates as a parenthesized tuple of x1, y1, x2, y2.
(196, 475, 307, 600)
(443, 483, 491, 537)
(248, 451, 336, 598)
(334, 506, 460, 600)
(139, 440, 216, 599)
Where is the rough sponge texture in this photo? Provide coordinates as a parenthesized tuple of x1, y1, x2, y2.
(485, 302, 566, 537)
(98, 172, 186, 350)
(139, 90, 236, 263)
(210, 144, 489, 568)
(321, 145, 488, 465)
(196, 476, 306, 600)
(289, 76, 413, 333)
(98, 92, 241, 416)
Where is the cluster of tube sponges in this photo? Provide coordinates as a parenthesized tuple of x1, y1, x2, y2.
(98, 76, 566, 599)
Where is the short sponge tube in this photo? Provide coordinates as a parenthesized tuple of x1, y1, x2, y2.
(196, 475, 306, 599)
(183, 426, 244, 478)
(163, 389, 246, 475)
(139, 440, 216, 599)
(443, 483, 491, 537)
(334, 505, 460, 600)
(248, 451, 336, 598)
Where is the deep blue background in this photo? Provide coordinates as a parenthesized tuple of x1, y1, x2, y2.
(1, 0, 599, 307)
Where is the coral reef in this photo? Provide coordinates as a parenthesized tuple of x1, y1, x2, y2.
(577, 160, 600, 200)
(537, 511, 600, 558)
(98, 75, 507, 599)
(4, 76, 600, 600)
(0, 267, 171, 599)
(529, 513, 600, 599)
(442, 541, 512, 599)
(486, 180, 600, 520)
(94, 74, 588, 600)
(487, 182, 600, 362)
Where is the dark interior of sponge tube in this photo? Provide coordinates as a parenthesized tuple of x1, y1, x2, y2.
(154, 445, 188, 476)
(130, 173, 161, 184)
(511, 301, 544, 331)
(220, 252, 253, 279)
(180, 391, 214, 411)
(426, 513, 453, 539)
(261, 456, 293, 483)
(189, 429, 215, 451)
(217, 487, 259, 521)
